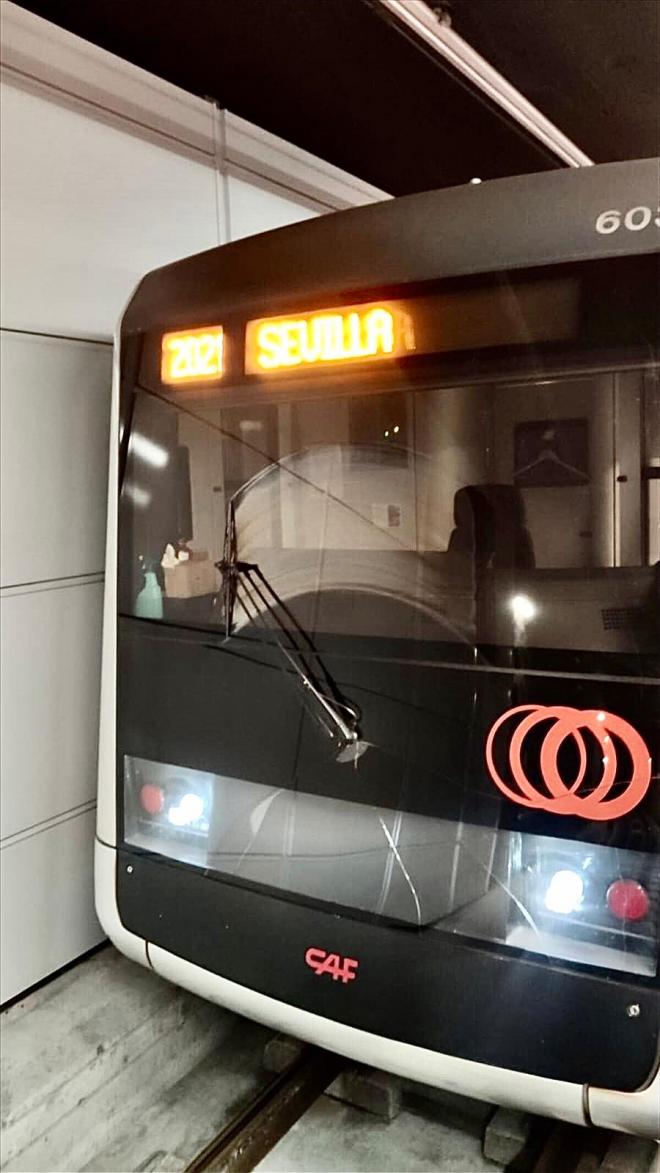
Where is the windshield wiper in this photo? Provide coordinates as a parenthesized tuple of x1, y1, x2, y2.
(217, 498, 366, 761)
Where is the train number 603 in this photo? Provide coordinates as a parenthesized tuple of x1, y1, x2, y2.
(595, 206, 660, 234)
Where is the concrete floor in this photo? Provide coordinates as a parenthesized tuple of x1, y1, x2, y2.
(1, 946, 505, 1173)
(81, 1020, 274, 1173)
(1, 946, 272, 1172)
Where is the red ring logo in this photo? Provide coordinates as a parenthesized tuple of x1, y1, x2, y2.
(485, 705, 652, 821)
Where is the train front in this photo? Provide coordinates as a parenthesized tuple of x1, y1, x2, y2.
(97, 160, 660, 1136)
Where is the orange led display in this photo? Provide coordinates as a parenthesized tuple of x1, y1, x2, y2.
(245, 304, 410, 374)
(161, 326, 224, 384)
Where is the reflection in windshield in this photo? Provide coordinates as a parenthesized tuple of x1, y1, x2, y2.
(119, 375, 659, 660)
(224, 443, 477, 643)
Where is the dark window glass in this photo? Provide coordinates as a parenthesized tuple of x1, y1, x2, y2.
(119, 371, 659, 656)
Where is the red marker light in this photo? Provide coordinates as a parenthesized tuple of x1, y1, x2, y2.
(139, 783, 165, 815)
(606, 879, 649, 922)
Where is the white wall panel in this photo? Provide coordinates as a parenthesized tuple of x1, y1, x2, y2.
(1, 332, 112, 587)
(0, 809, 102, 1003)
(0, 580, 104, 841)
(0, 2, 387, 999)
(0, 81, 221, 339)
(227, 174, 316, 242)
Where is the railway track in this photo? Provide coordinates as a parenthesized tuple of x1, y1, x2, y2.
(183, 1044, 658, 1173)
(185, 1046, 345, 1173)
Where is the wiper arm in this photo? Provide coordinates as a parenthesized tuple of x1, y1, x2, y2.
(241, 566, 360, 748)
(216, 529, 364, 757)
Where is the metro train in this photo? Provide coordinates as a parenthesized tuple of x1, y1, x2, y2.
(96, 158, 660, 1138)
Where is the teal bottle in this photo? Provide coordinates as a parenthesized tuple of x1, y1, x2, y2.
(135, 570, 163, 619)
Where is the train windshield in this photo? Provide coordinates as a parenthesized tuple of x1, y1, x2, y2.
(118, 256, 660, 980)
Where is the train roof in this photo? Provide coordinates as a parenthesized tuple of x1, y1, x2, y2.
(123, 158, 660, 333)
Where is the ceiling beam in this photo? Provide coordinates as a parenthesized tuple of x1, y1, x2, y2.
(375, 0, 593, 168)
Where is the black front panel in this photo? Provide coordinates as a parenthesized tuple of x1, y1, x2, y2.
(118, 848, 659, 1091)
(118, 620, 658, 847)
(118, 612, 660, 983)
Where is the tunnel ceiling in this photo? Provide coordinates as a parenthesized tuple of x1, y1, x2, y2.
(16, 0, 660, 195)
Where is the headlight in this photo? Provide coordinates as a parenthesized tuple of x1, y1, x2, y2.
(543, 868, 584, 914)
(167, 791, 207, 828)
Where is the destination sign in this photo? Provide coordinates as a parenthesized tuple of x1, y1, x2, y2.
(158, 278, 579, 388)
(245, 304, 412, 374)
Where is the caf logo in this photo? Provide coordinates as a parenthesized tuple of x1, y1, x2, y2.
(485, 705, 652, 821)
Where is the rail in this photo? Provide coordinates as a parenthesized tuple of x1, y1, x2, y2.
(185, 1045, 345, 1173)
